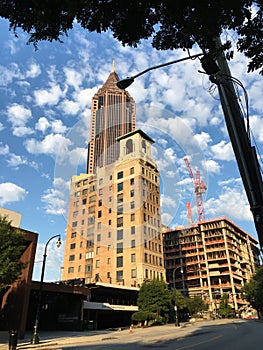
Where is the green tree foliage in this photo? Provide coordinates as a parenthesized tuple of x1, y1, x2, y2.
(242, 266, 263, 317)
(137, 279, 173, 317)
(173, 289, 187, 310)
(0, 1, 262, 74)
(218, 293, 232, 318)
(185, 296, 208, 316)
(0, 216, 27, 292)
(131, 310, 155, 324)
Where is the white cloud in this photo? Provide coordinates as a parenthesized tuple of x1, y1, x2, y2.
(25, 133, 72, 157)
(26, 62, 41, 78)
(34, 85, 65, 106)
(7, 103, 33, 136)
(41, 177, 70, 215)
(35, 117, 50, 133)
(50, 119, 68, 134)
(63, 67, 83, 90)
(59, 99, 80, 115)
(193, 132, 212, 151)
(211, 140, 234, 161)
(0, 143, 9, 155)
(203, 159, 221, 174)
(0, 122, 4, 131)
(205, 187, 252, 222)
(0, 182, 27, 205)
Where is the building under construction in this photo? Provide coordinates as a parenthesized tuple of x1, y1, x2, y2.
(163, 217, 260, 314)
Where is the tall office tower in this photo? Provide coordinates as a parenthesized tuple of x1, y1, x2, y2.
(63, 72, 165, 287)
(87, 69, 136, 174)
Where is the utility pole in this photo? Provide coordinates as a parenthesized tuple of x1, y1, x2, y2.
(201, 37, 263, 249)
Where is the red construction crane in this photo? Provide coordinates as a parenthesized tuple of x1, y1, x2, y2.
(184, 158, 207, 222)
(186, 202, 194, 225)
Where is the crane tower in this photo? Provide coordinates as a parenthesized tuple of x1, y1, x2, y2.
(184, 158, 207, 222)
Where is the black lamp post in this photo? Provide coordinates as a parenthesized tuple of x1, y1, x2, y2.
(173, 266, 183, 327)
(116, 53, 204, 90)
(31, 234, 61, 344)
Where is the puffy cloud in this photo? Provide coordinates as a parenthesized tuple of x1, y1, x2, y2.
(203, 159, 221, 174)
(41, 177, 70, 215)
(63, 67, 83, 90)
(34, 85, 65, 106)
(25, 133, 72, 157)
(7, 103, 33, 136)
(26, 62, 41, 78)
(0, 143, 9, 155)
(205, 187, 252, 222)
(35, 117, 50, 133)
(0, 122, 4, 131)
(0, 182, 27, 205)
(211, 140, 235, 161)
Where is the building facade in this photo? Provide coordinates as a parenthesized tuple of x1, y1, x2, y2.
(63, 72, 165, 288)
(163, 217, 260, 313)
(87, 70, 136, 174)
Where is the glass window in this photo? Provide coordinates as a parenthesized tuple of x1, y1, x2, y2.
(117, 217, 123, 227)
(131, 253, 136, 263)
(117, 205, 123, 215)
(130, 178, 134, 186)
(131, 226, 135, 235)
(117, 171, 123, 179)
(97, 234, 101, 242)
(131, 213, 135, 221)
(130, 201, 135, 209)
(117, 229, 123, 240)
(117, 242, 123, 254)
(131, 239, 135, 248)
(71, 232, 77, 238)
(69, 255, 75, 261)
(130, 167, 134, 175)
(116, 270, 123, 282)
(126, 139, 133, 154)
(117, 256, 123, 268)
(117, 182, 123, 192)
(131, 269, 136, 278)
(72, 221, 77, 227)
(117, 193, 123, 203)
(70, 243, 76, 249)
(130, 189, 134, 197)
(95, 260, 100, 268)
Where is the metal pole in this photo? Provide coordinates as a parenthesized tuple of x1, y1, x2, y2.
(173, 266, 182, 327)
(31, 234, 61, 344)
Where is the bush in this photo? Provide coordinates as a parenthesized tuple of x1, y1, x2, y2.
(131, 311, 155, 323)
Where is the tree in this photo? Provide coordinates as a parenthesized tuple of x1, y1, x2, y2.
(242, 267, 263, 318)
(137, 279, 173, 318)
(0, 1, 262, 74)
(0, 216, 27, 292)
(185, 296, 208, 316)
(218, 293, 232, 318)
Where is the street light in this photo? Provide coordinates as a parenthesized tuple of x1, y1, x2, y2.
(31, 234, 62, 344)
(116, 53, 204, 90)
(173, 266, 183, 327)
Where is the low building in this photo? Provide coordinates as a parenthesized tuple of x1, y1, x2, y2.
(163, 217, 260, 314)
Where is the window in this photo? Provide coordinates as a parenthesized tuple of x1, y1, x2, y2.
(117, 256, 123, 268)
(131, 253, 136, 263)
(82, 189, 88, 195)
(117, 171, 123, 179)
(98, 210, 102, 218)
(99, 188, 103, 195)
(97, 234, 101, 242)
(117, 182, 123, 192)
(131, 226, 135, 235)
(107, 258, 111, 264)
(107, 272, 111, 278)
(145, 269, 148, 279)
(97, 222, 101, 229)
(69, 255, 75, 261)
(72, 221, 77, 227)
(130, 189, 134, 197)
(131, 239, 135, 248)
(131, 213, 135, 221)
(117, 242, 123, 254)
(88, 216, 95, 224)
(126, 139, 133, 154)
(83, 179, 88, 185)
(131, 269, 136, 278)
(144, 253, 148, 263)
(89, 195, 96, 203)
(68, 267, 74, 273)
(70, 243, 76, 249)
(116, 270, 123, 282)
(82, 198, 87, 205)
(71, 232, 77, 238)
(96, 246, 100, 254)
(95, 260, 100, 268)
(117, 229, 123, 240)
(130, 167, 134, 175)
(85, 264, 92, 272)
(99, 178, 103, 185)
(130, 201, 135, 209)
(98, 199, 102, 206)
(117, 205, 123, 215)
(79, 253, 82, 259)
(117, 193, 123, 203)
(73, 211, 78, 217)
(130, 178, 134, 186)
(142, 140, 146, 153)
(86, 251, 94, 259)
(117, 217, 123, 227)
(88, 206, 95, 213)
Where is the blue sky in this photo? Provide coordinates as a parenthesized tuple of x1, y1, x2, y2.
(0, 19, 262, 281)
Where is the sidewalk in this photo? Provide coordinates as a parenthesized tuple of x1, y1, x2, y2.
(0, 319, 247, 350)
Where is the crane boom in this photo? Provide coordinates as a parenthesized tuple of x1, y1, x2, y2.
(184, 158, 206, 222)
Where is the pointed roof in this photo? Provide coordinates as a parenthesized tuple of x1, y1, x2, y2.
(98, 71, 121, 93)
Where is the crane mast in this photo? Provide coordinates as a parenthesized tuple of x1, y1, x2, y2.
(184, 158, 206, 222)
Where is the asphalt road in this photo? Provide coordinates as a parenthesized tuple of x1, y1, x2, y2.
(60, 320, 262, 350)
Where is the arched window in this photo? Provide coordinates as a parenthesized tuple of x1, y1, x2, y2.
(126, 139, 133, 154)
(142, 140, 146, 153)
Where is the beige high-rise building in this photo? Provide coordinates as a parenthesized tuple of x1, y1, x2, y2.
(63, 72, 165, 287)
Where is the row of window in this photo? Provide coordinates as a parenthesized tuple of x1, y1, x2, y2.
(144, 253, 163, 266)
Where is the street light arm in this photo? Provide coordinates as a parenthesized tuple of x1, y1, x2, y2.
(117, 53, 204, 89)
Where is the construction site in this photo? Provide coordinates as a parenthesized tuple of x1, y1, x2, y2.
(163, 158, 260, 316)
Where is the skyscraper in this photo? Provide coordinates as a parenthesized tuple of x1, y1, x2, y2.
(63, 69, 165, 287)
(87, 68, 136, 174)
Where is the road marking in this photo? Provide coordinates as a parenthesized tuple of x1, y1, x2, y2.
(175, 334, 223, 350)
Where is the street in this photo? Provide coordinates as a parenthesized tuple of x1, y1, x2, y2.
(59, 320, 262, 350)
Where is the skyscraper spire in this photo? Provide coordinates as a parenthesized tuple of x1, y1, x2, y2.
(112, 60, 115, 72)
